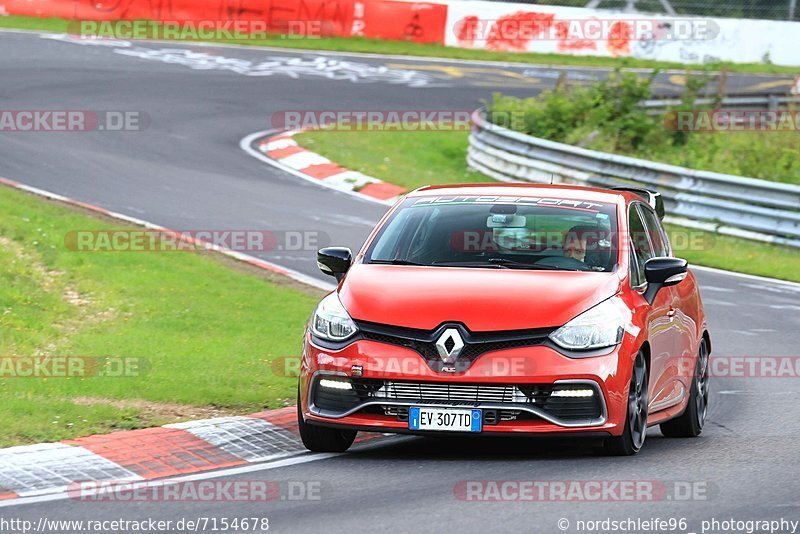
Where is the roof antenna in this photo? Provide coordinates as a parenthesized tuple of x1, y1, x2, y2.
(550, 174, 555, 185)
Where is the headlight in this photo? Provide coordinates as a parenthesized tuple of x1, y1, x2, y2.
(310, 293, 358, 342)
(549, 297, 625, 351)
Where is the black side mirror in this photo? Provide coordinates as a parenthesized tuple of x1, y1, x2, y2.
(317, 247, 352, 282)
(643, 257, 688, 304)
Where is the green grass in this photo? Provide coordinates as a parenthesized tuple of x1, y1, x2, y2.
(295, 130, 490, 191)
(0, 185, 321, 446)
(296, 128, 800, 282)
(1, 14, 798, 75)
(665, 225, 800, 282)
(633, 131, 800, 186)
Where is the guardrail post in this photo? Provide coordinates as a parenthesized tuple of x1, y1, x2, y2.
(768, 95, 779, 110)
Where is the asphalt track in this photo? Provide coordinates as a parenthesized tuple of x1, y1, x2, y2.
(2, 30, 800, 533)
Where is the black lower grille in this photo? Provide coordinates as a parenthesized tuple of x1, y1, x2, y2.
(543, 397, 602, 420)
(311, 377, 603, 423)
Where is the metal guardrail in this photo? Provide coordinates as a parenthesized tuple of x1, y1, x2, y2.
(467, 109, 800, 248)
(641, 94, 800, 112)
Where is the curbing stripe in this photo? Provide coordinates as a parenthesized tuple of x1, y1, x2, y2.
(65, 427, 246, 479)
(263, 138, 298, 151)
(359, 181, 407, 200)
(165, 417, 302, 463)
(0, 407, 344, 501)
(303, 163, 349, 180)
(266, 145, 305, 159)
(250, 407, 382, 445)
(279, 150, 331, 170)
(0, 443, 142, 498)
(255, 129, 405, 204)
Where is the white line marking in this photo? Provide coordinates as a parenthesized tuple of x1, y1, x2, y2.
(691, 265, 800, 289)
(702, 285, 735, 293)
(701, 298, 735, 307)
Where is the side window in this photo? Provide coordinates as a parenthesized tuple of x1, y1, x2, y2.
(628, 204, 654, 287)
(638, 205, 669, 257)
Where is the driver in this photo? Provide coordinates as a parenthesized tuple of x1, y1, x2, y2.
(563, 226, 591, 263)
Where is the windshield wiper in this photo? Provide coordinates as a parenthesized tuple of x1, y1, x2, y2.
(486, 258, 566, 270)
(433, 259, 575, 271)
(368, 258, 427, 266)
(431, 261, 507, 269)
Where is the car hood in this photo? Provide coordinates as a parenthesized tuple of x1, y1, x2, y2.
(338, 264, 622, 331)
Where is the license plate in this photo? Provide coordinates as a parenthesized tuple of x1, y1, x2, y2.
(408, 406, 482, 433)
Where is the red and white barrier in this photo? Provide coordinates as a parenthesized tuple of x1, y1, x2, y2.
(2, 0, 798, 66)
(5, 0, 797, 66)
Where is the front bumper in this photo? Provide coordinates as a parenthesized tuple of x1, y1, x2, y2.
(299, 334, 632, 437)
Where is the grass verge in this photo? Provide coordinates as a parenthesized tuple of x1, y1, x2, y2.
(1, 15, 798, 75)
(295, 128, 800, 282)
(295, 130, 490, 191)
(0, 185, 321, 447)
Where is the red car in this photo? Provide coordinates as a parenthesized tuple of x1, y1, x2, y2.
(298, 184, 711, 455)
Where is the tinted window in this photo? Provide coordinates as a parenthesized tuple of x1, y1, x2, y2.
(367, 196, 619, 272)
(629, 204, 654, 286)
(638, 205, 669, 257)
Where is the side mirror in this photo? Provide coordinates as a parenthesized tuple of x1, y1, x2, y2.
(317, 247, 352, 282)
(643, 257, 688, 304)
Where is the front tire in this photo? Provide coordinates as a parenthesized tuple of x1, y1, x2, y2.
(660, 338, 709, 438)
(600, 350, 649, 456)
(297, 389, 356, 453)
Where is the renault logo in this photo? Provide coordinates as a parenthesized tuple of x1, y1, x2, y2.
(435, 328, 464, 364)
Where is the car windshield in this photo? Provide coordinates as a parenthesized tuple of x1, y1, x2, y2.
(366, 195, 619, 272)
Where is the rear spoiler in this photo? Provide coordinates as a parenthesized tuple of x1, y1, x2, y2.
(611, 187, 665, 220)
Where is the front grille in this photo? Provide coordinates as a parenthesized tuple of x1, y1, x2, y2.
(356, 321, 552, 367)
(311, 377, 603, 424)
(375, 381, 533, 404)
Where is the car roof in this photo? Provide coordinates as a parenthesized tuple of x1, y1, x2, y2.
(408, 183, 638, 205)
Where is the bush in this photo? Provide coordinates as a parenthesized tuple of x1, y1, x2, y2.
(487, 71, 800, 185)
(489, 71, 662, 152)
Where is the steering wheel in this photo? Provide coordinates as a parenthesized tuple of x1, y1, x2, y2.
(535, 255, 592, 271)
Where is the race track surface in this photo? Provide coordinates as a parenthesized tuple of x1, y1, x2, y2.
(2, 30, 799, 533)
